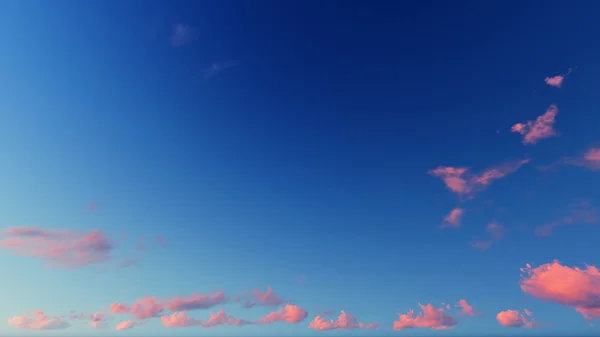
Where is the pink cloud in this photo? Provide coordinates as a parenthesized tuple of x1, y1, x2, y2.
(521, 261, 600, 320)
(511, 104, 558, 145)
(393, 303, 457, 330)
(565, 147, 600, 171)
(442, 208, 464, 228)
(8, 310, 70, 330)
(91, 312, 105, 328)
(456, 300, 482, 317)
(110, 303, 130, 314)
(496, 309, 539, 328)
(0, 227, 114, 269)
(202, 309, 251, 328)
(243, 286, 286, 308)
(429, 159, 530, 197)
(544, 75, 564, 88)
(167, 291, 227, 311)
(309, 311, 378, 330)
(487, 223, 505, 240)
(131, 297, 164, 319)
(161, 312, 201, 328)
(258, 304, 308, 324)
(115, 320, 135, 330)
(471, 240, 492, 250)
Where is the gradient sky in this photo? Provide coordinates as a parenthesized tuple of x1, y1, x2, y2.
(1, 1, 600, 336)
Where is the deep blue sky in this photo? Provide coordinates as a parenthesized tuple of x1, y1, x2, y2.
(1, 1, 600, 336)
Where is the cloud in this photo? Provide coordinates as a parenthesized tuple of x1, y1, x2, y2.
(544, 68, 573, 88)
(167, 291, 227, 311)
(511, 104, 558, 145)
(565, 147, 600, 171)
(442, 208, 464, 228)
(110, 303, 130, 314)
(535, 201, 597, 236)
(258, 304, 308, 324)
(202, 309, 251, 327)
(429, 159, 530, 198)
(8, 310, 70, 330)
(298, 275, 306, 283)
(170, 24, 193, 47)
(242, 286, 286, 308)
(161, 312, 202, 328)
(393, 303, 457, 330)
(115, 320, 135, 330)
(472, 222, 505, 251)
(456, 300, 482, 317)
(131, 297, 164, 319)
(521, 261, 600, 320)
(0, 227, 115, 269)
(309, 311, 378, 330)
(496, 309, 539, 328)
(91, 312, 106, 328)
(204, 61, 238, 80)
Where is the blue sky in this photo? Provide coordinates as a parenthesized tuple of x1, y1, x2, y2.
(1, 0, 600, 336)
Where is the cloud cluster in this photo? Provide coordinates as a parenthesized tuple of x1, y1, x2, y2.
(308, 311, 378, 330)
(258, 304, 308, 324)
(393, 304, 457, 330)
(496, 309, 539, 328)
(8, 311, 70, 330)
(521, 261, 600, 320)
(511, 104, 558, 145)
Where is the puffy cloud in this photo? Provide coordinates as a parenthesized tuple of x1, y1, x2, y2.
(91, 312, 106, 328)
(393, 303, 457, 330)
(258, 304, 308, 324)
(0, 228, 114, 268)
(115, 320, 135, 330)
(521, 261, 600, 320)
(202, 309, 251, 327)
(110, 303, 130, 314)
(511, 104, 558, 145)
(243, 286, 285, 308)
(496, 309, 539, 328)
(167, 291, 227, 311)
(8, 310, 70, 330)
(161, 312, 201, 328)
(429, 159, 530, 197)
(131, 297, 164, 319)
(442, 208, 464, 228)
(456, 300, 482, 317)
(545, 75, 564, 88)
(309, 311, 378, 330)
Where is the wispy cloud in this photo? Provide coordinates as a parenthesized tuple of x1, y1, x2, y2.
(393, 304, 457, 330)
(167, 291, 227, 312)
(496, 309, 539, 328)
(521, 261, 600, 320)
(204, 61, 239, 80)
(535, 201, 597, 236)
(511, 104, 558, 145)
(170, 23, 194, 47)
(472, 222, 505, 251)
(442, 208, 464, 228)
(131, 297, 164, 319)
(115, 320, 136, 330)
(8, 311, 70, 330)
(240, 286, 286, 308)
(309, 311, 378, 330)
(429, 159, 530, 198)
(564, 147, 600, 171)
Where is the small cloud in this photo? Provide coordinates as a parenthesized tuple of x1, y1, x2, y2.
(90, 312, 106, 328)
(167, 291, 227, 311)
(429, 159, 530, 198)
(393, 303, 457, 330)
(496, 309, 540, 328)
(258, 304, 308, 324)
(456, 299, 482, 317)
(535, 201, 597, 236)
(131, 297, 164, 319)
(161, 312, 202, 328)
(241, 286, 286, 308)
(110, 303, 130, 314)
(170, 24, 194, 47)
(202, 309, 251, 328)
(564, 147, 600, 171)
(521, 260, 600, 320)
(204, 61, 238, 80)
(544, 68, 573, 88)
(511, 104, 558, 145)
(442, 208, 464, 228)
(115, 320, 135, 330)
(309, 311, 378, 330)
(471, 240, 492, 251)
(472, 222, 504, 251)
(8, 310, 71, 330)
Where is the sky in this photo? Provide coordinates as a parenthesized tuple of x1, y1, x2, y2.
(1, 0, 600, 336)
